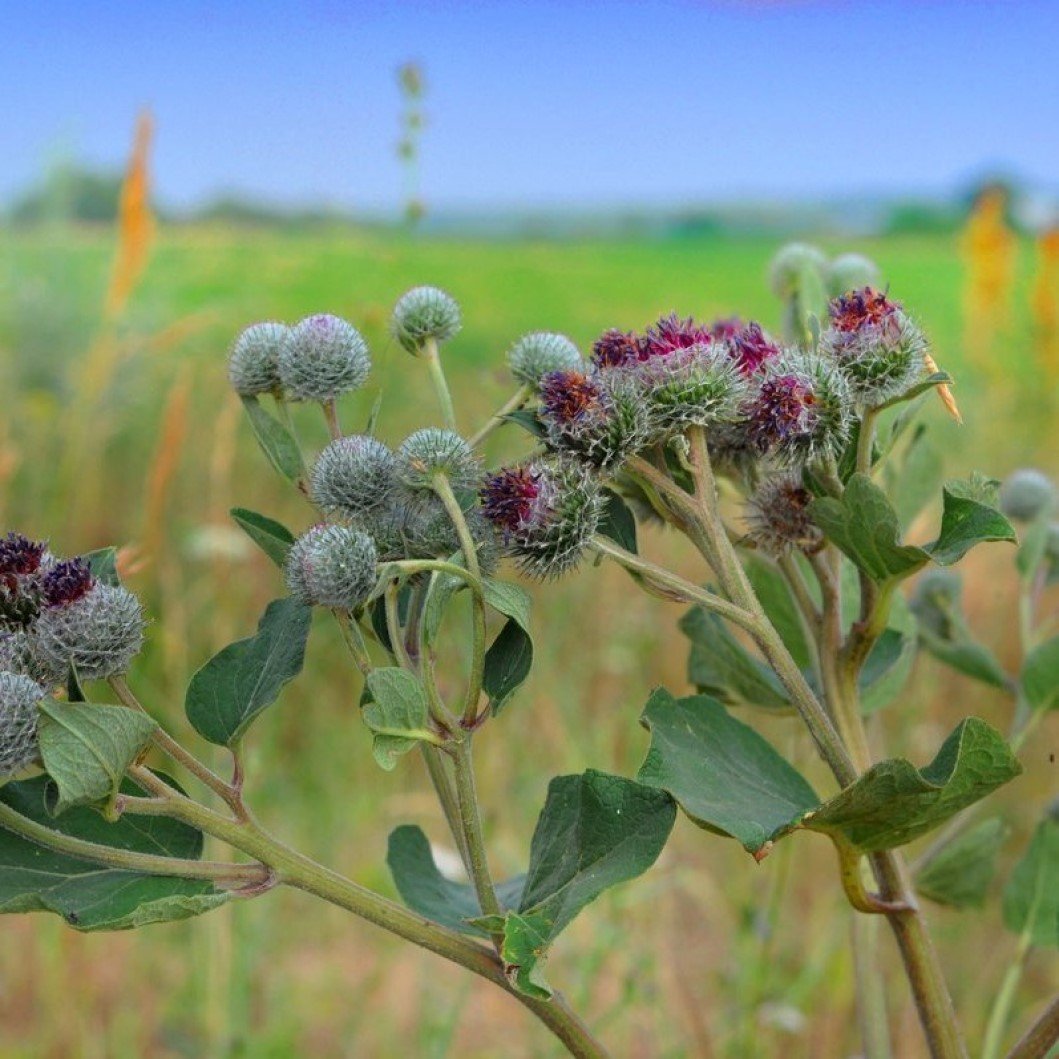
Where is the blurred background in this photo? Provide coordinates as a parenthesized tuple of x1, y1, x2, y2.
(1, 1, 1056, 1056)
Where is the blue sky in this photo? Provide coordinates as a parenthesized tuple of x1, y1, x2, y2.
(3, 0, 1057, 212)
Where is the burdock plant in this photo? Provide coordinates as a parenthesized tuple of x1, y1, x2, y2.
(0, 257, 1055, 1059)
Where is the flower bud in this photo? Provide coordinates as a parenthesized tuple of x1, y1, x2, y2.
(709, 316, 745, 341)
(278, 314, 371, 402)
(0, 631, 52, 687)
(311, 435, 398, 519)
(998, 469, 1056, 522)
(39, 558, 94, 609)
(634, 344, 743, 438)
(742, 351, 853, 466)
(537, 369, 650, 471)
(768, 243, 827, 298)
(826, 254, 881, 297)
(0, 671, 43, 779)
(0, 532, 47, 630)
(910, 568, 963, 638)
(31, 583, 146, 683)
(390, 286, 461, 354)
(480, 458, 603, 578)
(228, 322, 288, 397)
(591, 329, 645, 369)
(723, 322, 782, 376)
(286, 525, 378, 610)
(643, 313, 714, 358)
(396, 429, 480, 491)
(820, 288, 927, 405)
(508, 332, 583, 387)
(398, 494, 499, 572)
(745, 476, 822, 555)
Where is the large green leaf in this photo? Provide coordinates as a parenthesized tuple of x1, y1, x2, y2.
(482, 578, 531, 632)
(362, 668, 436, 770)
(386, 824, 525, 936)
(680, 607, 790, 711)
(915, 818, 1009, 909)
(0, 775, 229, 931)
(1021, 636, 1059, 712)
(37, 701, 157, 814)
(926, 475, 1017, 566)
(1002, 818, 1059, 948)
(240, 395, 304, 482)
(230, 507, 295, 568)
(804, 718, 1021, 852)
(516, 769, 675, 937)
(185, 597, 311, 747)
(636, 689, 818, 855)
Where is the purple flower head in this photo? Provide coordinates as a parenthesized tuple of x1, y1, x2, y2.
(745, 374, 818, 453)
(591, 329, 645, 369)
(40, 559, 96, 609)
(480, 467, 542, 536)
(829, 287, 901, 335)
(709, 316, 745, 341)
(728, 322, 781, 376)
(643, 314, 713, 358)
(538, 370, 605, 426)
(0, 534, 46, 578)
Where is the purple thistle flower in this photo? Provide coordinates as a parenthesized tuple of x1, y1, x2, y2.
(745, 374, 819, 453)
(0, 534, 46, 578)
(480, 467, 541, 536)
(591, 329, 645, 369)
(709, 316, 745, 341)
(829, 287, 900, 335)
(727, 322, 781, 376)
(538, 370, 605, 425)
(643, 313, 713, 358)
(40, 559, 96, 609)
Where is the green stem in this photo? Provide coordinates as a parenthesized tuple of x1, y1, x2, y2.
(0, 800, 263, 885)
(334, 609, 373, 675)
(1005, 995, 1059, 1059)
(385, 581, 415, 672)
(272, 393, 310, 484)
(468, 384, 532, 448)
(853, 914, 893, 1059)
(981, 928, 1033, 1059)
(387, 558, 483, 591)
(432, 474, 487, 725)
(321, 399, 343, 441)
(452, 740, 504, 931)
(420, 744, 473, 875)
(422, 336, 458, 431)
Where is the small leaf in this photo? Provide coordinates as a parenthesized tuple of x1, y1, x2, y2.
(924, 475, 1017, 567)
(743, 556, 813, 671)
(423, 570, 465, 647)
(810, 474, 928, 584)
(1021, 636, 1059, 712)
(890, 429, 943, 529)
(0, 775, 230, 931)
(240, 396, 304, 482)
(37, 701, 157, 813)
(859, 629, 917, 714)
(230, 508, 295, 568)
(83, 548, 121, 587)
(1002, 818, 1059, 948)
(918, 628, 1011, 689)
(502, 408, 546, 438)
(517, 769, 675, 937)
(185, 598, 311, 747)
(680, 607, 791, 711)
(483, 619, 534, 716)
(497, 911, 553, 998)
(598, 490, 638, 554)
(915, 818, 1009, 909)
(386, 824, 524, 936)
(636, 689, 818, 855)
(804, 718, 1021, 853)
(481, 579, 531, 633)
(363, 668, 435, 770)
(877, 371, 954, 411)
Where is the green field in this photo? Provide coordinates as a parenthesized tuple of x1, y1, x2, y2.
(0, 227, 1055, 1057)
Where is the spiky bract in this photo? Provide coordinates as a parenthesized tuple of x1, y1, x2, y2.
(286, 525, 378, 610)
(390, 286, 462, 354)
(311, 436, 397, 519)
(0, 672, 43, 779)
(228, 322, 288, 396)
(508, 332, 583, 387)
(396, 429, 480, 491)
(278, 314, 371, 401)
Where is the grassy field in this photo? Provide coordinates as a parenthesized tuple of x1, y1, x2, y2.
(0, 225, 1055, 1058)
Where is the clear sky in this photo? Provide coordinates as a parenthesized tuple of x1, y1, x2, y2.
(3, 0, 1057, 212)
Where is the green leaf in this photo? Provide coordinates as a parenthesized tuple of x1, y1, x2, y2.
(925, 475, 1017, 567)
(240, 395, 304, 482)
(1016, 516, 1051, 581)
(230, 508, 295, 568)
(859, 629, 918, 714)
(422, 570, 465, 647)
(185, 597, 311, 747)
(503, 408, 546, 439)
(598, 489, 638, 554)
(517, 769, 675, 937)
(636, 689, 818, 855)
(890, 429, 944, 529)
(1021, 636, 1059, 711)
(810, 474, 929, 584)
(915, 818, 1009, 909)
(482, 579, 531, 633)
(877, 371, 954, 411)
(37, 702, 157, 814)
(743, 556, 813, 671)
(804, 718, 1021, 852)
(1002, 818, 1059, 948)
(483, 619, 534, 716)
(363, 668, 435, 770)
(386, 824, 524, 936)
(0, 775, 229, 931)
(680, 607, 791, 711)
(83, 547, 121, 587)
(918, 628, 1011, 690)
(497, 911, 553, 998)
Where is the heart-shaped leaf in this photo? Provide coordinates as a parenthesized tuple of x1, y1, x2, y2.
(925, 474, 1017, 566)
(915, 817, 1009, 909)
(483, 620, 534, 716)
(185, 597, 311, 747)
(363, 668, 436, 770)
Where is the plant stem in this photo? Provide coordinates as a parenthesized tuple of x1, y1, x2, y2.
(1005, 994, 1059, 1059)
(852, 913, 893, 1059)
(469, 384, 532, 448)
(452, 740, 504, 928)
(385, 581, 415, 672)
(109, 676, 245, 817)
(0, 800, 263, 885)
(432, 473, 487, 725)
(334, 609, 373, 675)
(321, 399, 343, 441)
(982, 927, 1034, 1059)
(422, 336, 458, 432)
